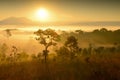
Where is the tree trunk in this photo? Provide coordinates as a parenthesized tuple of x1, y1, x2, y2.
(45, 53, 47, 63)
(43, 46, 49, 63)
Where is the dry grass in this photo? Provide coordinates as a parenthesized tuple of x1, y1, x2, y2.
(0, 53, 120, 80)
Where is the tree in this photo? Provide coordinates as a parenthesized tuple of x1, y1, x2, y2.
(75, 30, 84, 34)
(100, 28, 108, 33)
(4, 29, 12, 38)
(17, 51, 29, 61)
(65, 36, 79, 60)
(10, 46, 18, 62)
(56, 46, 70, 60)
(0, 43, 8, 61)
(34, 28, 60, 63)
(4, 29, 17, 38)
(93, 29, 99, 33)
(88, 43, 93, 55)
(0, 43, 8, 55)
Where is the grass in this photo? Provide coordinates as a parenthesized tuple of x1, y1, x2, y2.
(0, 53, 120, 80)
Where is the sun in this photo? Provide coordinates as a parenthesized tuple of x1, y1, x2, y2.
(35, 8, 49, 21)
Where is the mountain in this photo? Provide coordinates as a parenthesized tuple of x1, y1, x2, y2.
(0, 17, 34, 25)
(0, 17, 120, 26)
(76, 21, 120, 26)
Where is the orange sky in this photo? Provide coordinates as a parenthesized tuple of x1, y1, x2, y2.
(0, 0, 120, 22)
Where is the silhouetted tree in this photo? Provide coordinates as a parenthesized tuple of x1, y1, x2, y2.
(82, 48, 88, 55)
(75, 30, 84, 34)
(37, 52, 42, 61)
(92, 29, 99, 33)
(34, 28, 60, 63)
(88, 43, 93, 55)
(0, 43, 8, 61)
(4, 29, 12, 38)
(94, 46, 104, 54)
(65, 36, 79, 60)
(11, 46, 18, 62)
(17, 51, 29, 61)
(109, 47, 116, 53)
(116, 44, 120, 52)
(31, 54, 37, 60)
(56, 46, 70, 60)
(100, 28, 108, 33)
(4, 29, 17, 38)
(114, 29, 120, 34)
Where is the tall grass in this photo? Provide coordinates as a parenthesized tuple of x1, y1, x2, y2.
(0, 53, 120, 80)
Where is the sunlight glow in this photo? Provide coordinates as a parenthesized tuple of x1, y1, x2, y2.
(35, 8, 49, 21)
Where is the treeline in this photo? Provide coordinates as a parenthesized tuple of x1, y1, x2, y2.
(0, 28, 120, 63)
(60, 28, 120, 45)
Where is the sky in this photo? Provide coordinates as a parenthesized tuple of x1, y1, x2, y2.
(0, 0, 120, 22)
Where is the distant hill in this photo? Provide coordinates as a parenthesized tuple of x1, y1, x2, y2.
(67, 21, 120, 26)
(0, 17, 120, 26)
(0, 17, 35, 25)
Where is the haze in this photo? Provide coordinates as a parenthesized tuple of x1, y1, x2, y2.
(0, 0, 120, 22)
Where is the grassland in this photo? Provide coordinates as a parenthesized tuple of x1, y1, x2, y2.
(0, 53, 120, 80)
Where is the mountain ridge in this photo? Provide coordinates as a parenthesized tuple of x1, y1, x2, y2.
(0, 17, 120, 26)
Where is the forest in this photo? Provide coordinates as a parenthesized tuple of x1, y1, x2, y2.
(0, 28, 120, 80)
